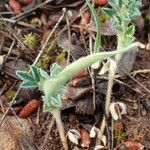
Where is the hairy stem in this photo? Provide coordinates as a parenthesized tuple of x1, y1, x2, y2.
(101, 40, 144, 145)
(105, 35, 126, 117)
(58, 42, 144, 84)
(105, 72, 115, 117)
(52, 109, 68, 150)
(40, 42, 144, 99)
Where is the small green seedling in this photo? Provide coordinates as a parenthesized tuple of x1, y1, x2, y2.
(102, 0, 142, 50)
(23, 32, 38, 49)
(114, 132, 126, 142)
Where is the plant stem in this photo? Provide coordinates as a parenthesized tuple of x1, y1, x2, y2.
(52, 109, 68, 150)
(105, 72, 115, 117)
(58, 42, 144, 83)
(105, 35, 126, 117)
(104, 36, 140, 144)
(41, 42, 144, 99)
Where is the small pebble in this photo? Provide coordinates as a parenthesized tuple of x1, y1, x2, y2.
(141, 108, 147, 116)
(133, 102, 139, 110)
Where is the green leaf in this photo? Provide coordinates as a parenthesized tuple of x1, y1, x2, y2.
(39, 69, 50, 80)
(113, 15, 122, 24)
(21, 81, 37, 88)
(42, 94, 62, 112)
(112, 0, 122, 8)
(123, 13, 131, 21)
(43, 100, 59, 112)
(102, 8, 116, 17)
(130, 8, 141, 19)
(51, 94, 62, 106)
(86, 0, 101, 53)
(114, 25, 123, 32)
(16, 71, 35, 82)
(43, 102, 56, 112)
(30, 65, 40, 82)
(43, 102, 50, 112)
(118, 0, 122, 8)
(42, 95, 57, 112)
(128, 0, 141, 11)
(108, 0, 119, 9)
(125, 25, 135, 36)
(50, 63, 61, 78)
(124, 36, 135, 46)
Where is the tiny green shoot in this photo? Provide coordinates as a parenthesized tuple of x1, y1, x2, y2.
(23, 32, 38, 49)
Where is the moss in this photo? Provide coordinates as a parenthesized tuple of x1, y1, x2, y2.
(37, 53, 52, 69)
(37, 41, 66, 69)
(23, 32, 38, 49)
(56, 50, 66, 63)
(114, 132, 126, 142)
(100, 12, 110, 23)
(6, 90, 16, 101)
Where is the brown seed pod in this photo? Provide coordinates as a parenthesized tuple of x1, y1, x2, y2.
(9, 0, 21, 14)
(18, 99, 41, 118)
(79, 10, 91, 26)
(94, 0, 107, 6)
(80, 128, 91, 148)
(72, 69, 88, 80)
(18, 0, 32, 5)
(115, 141, 144, 150)
(0, 106, 23, 116)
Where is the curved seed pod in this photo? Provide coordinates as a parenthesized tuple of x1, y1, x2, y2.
(19, 99, 41, 118)
(79, 10, 91, 26)
(9, 0, 21, 14)
(94, 0, 107, 6)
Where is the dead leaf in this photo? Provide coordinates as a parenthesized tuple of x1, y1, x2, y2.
(62, 86, 92, 100)
(88, 19, 116, 36)
(109, 102, 126, 120)
(67, 129, 81, 145)
(58, 31, 86, 59)
(69, 77, 91, 87)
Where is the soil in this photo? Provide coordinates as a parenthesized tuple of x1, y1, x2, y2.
(0, 1, 150, 150)
(31, 49, 150, 150)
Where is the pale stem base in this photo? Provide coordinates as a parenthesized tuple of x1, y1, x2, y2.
(52, 109, 68, 150)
